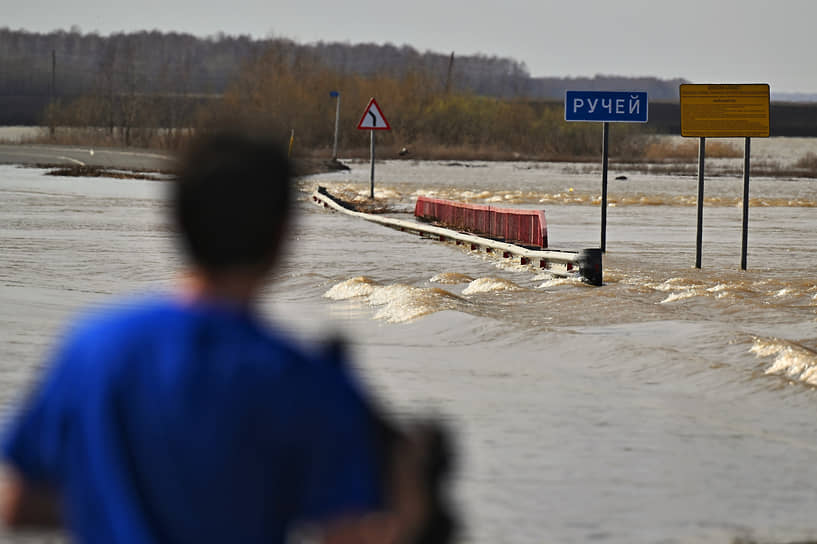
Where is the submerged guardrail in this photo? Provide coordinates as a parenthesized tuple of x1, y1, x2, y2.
(414, 196, 548, 248)
(312, 186, 602, 286)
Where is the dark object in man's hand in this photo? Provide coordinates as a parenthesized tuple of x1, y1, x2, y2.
(325, 338, 458, 544)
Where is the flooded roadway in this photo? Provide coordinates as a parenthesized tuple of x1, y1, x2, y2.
(2, 148, 817, 543)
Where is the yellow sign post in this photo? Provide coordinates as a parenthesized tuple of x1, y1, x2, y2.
(680, 83, 770, 271)
(680, 84, 769, 137)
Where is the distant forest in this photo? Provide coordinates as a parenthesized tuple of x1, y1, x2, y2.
(0, 28, 687, 108)
(2, 28, 815, 154)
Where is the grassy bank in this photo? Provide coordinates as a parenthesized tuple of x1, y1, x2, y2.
(16, 129, 817, 179)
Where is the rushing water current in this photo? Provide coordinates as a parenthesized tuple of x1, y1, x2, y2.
(1, 149, 817, 543)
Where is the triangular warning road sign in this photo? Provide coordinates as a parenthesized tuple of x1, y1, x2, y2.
(357, 98, 391, 130)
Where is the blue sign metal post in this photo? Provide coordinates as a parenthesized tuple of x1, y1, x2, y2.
(601, 122, 609, 252)
(565, 91, 648, 252)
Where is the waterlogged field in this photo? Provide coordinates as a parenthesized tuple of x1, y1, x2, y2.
(1, 149, 817, 543)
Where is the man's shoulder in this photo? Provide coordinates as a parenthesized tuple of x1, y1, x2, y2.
(66, 296, 180, 344)
(255, 329, 353, 389)
(59, 296, 359, 394)
(67, 297, 338, 368)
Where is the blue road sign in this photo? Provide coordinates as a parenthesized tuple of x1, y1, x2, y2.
(330, 91, 340, 98)
(565, 91, 648, 123)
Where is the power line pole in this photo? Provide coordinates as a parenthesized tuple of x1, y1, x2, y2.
(330, 91, 340, 159)
(50, 49, 56, 138)
(51, 50, 56, 98)
(444, 52, 454, 95)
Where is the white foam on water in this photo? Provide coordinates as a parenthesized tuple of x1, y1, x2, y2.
(429, 272, 474, 285)
(537, 278, 573, 289)
(323, 276, 377, 300)
(659, 290, 698, 304)
(653, 277, 698, 292)
(367, 284, 417, 306)
(462, 277, 524, 295)
(752, 337, 817, 386)
(324, 278, 462, 323)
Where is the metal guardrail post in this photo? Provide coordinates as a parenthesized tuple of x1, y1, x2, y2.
(578, 248, 603, 286)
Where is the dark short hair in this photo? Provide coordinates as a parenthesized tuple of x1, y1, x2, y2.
(173, 131, 293, 272)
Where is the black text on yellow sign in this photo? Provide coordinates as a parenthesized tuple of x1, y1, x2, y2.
(680, 84, 770, 138)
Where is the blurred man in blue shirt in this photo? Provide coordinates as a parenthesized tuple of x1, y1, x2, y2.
(0, 132, 437, 543)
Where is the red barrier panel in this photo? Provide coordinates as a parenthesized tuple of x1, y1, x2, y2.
(414, 196, 547, 248)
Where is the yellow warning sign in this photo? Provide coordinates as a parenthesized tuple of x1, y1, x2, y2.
(680, 84, 770, 138)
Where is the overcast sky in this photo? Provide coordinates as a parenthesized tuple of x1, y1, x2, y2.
(4, 0, 816, 93)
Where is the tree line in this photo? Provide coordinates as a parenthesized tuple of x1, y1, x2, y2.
(1, 28, 695, 103)
(0, 27, 535, 98)
(2, 28, 678, 157)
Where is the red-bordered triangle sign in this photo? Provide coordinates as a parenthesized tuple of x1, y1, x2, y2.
(357, 98, 391, 130)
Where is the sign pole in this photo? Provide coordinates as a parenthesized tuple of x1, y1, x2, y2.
(369, 131, 375, 199)
(740, 137, 751, 270)
(564, 90, 648, 254)
(695, 137, 706, 268)
(356, 97, 390, 200)
(600, 122, 609, 252)
(681, 84, 769, 270)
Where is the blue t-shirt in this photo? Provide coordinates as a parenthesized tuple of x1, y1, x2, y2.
(2, 297, 383, 543)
